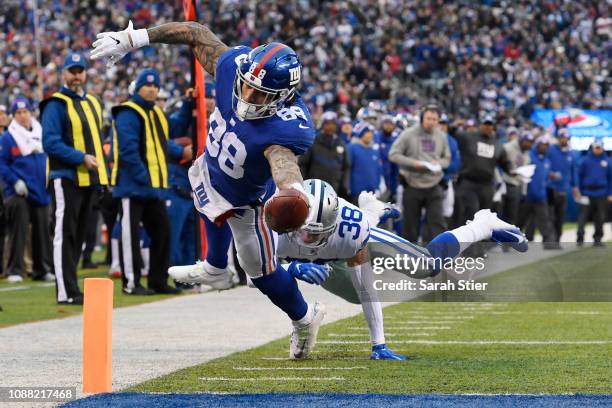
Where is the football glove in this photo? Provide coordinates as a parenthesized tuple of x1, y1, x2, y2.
(91, 20, 149, 66)
(287, 261, 331, 285)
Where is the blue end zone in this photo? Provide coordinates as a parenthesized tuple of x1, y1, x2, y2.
(63, 393, 612, 407)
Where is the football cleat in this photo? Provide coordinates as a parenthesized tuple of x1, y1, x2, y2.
(491, 227, 528, 253)
(370, 344, 408, 361)
(290, 302, 326, 360)
(168, 261, 233, 289)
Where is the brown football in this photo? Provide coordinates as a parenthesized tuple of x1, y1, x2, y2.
(264, 189, 310, 233)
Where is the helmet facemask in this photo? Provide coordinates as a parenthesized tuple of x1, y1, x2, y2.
(292, 223, 337, 249)
(233, 68, 293, 120)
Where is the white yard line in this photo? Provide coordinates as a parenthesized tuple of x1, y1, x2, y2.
(200, 376, 346, 381)
(319, 340, 612, 345)
(327, 332, 434, 337)
(233, 366, 367, 371)
(347, 326, 451, 331)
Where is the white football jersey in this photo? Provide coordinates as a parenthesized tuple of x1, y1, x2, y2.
(277, 198, 370, 263)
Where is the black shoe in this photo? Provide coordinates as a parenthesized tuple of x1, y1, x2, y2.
(81, 260, 99, 269)
(58, 295, 84, 305)
(577, 241, 584, 247)
(150, 284, 182, 295)
(594, 241, 604, 247)
(122, 286, 155, 295)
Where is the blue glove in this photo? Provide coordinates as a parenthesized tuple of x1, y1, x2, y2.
(371, 344, 408, 360)
(379, 205, 401, 224)
(491, 227, 528, 253)
(287, 261, 330, 285)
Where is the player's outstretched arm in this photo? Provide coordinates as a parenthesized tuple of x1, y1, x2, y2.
(148, 23, 228, 77)
(264, 145, 303, 190)
(91, 20, 228, 77)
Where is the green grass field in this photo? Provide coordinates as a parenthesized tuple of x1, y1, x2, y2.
(131, 244, 612, 395)
(0, 252, 185, 328)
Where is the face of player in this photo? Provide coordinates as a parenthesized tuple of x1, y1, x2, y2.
(592, 145, 604, 156)
(63, 67, 86, 93)
(13, 108, 32, 129)
(421, 111, 439, 133)
(519, 139, 533, 151)
(138, 84, 159, 103)
(558, 136, 569, 147)
(240, 81, 267, 106)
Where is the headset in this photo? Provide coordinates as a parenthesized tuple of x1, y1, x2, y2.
(419, 103, 440, 124)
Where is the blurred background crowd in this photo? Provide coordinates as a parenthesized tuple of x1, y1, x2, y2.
(1, 0, 611, 294)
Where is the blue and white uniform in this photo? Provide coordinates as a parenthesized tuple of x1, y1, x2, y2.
(188, 46, 315, 278)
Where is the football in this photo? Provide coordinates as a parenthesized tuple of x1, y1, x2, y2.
(264, 189, 310, 233)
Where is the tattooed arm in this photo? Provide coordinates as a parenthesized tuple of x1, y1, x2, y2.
(147, 23, 228, 78)
(263, 145, 303, 189)
(90, 21, 228, 77)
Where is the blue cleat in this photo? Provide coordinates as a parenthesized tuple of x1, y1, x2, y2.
(379, 206, 401, 224)
(491, 227, 528, 253)
(370, 344, 408, 360)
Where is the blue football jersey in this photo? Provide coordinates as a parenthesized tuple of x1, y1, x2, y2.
(205, 46, 316, 207)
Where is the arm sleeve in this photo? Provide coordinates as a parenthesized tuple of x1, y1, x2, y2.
(388, 133, 422, 170)
(115, 110, 149, 185)
(0, 136, 19, 186)
(167, 139, 185, 160)
(576, 160, 584, 191)
(42, 100, 86, 166)
(168, 99, 193, 138)
(608, 159, 612, 196)
(439, 134, 451, 169)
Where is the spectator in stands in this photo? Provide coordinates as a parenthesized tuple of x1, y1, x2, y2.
(440, 113, 461, 224)
(502, 130, 534, 226)
(546, 128, 577, 243)
(574, 139, 612, 247)
(41, 52, 108, 305)
(376, 114, 399, 202)
(454, 114, 513, 228)
(348, 122, 383, 202)
(519, 135, 557, 248)
(0, 96, 54, 283)
(299, 111, 351, 200)
(111, 68, 185, 295)
(338, 116, 353, 146)
(389, 104, 450, 242)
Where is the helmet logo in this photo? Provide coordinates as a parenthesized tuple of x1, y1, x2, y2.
(289, 66, 301, 85)
(248, 62, 267, 79)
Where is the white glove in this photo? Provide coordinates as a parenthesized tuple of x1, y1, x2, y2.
(14, 179, 28, 197)
(91, 20, 149, 66)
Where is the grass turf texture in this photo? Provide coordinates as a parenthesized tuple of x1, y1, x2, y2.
(131, 245, 612, 394)
(0, 252, 182, 328)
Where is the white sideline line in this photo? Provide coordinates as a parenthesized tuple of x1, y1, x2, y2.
(201, 376, 346, 381)
(386, 315, 475, 320)
(0, 283, 55, 292)
(319, 340, 612, 345)
(347, 326, 451, 331)
(233, 366, 367, 371)
(260, 357, 367, 361)
(327, 333, 433, 337)
(482, 311, 610, 315)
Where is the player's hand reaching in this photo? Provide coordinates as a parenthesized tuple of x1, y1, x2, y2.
(91, 20, 149, 66)
(287, 261, 331, 285)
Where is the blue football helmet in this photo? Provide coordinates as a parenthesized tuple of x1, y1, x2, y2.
(233, 42, 302, 120)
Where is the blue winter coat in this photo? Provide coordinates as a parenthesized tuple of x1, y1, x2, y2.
(576, 150, 612, 198)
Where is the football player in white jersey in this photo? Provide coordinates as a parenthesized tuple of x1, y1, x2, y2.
(278, 179, 528, 360)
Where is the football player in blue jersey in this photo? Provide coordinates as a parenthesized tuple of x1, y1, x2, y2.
(92, 21, 325, 359)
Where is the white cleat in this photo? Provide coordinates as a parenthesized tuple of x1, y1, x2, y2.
(168, 261, 233, 289)
(290, 302, 326, 360)
(472, 209, 515, 230)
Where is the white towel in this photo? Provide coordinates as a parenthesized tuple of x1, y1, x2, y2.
(8, 118, 43, 156)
